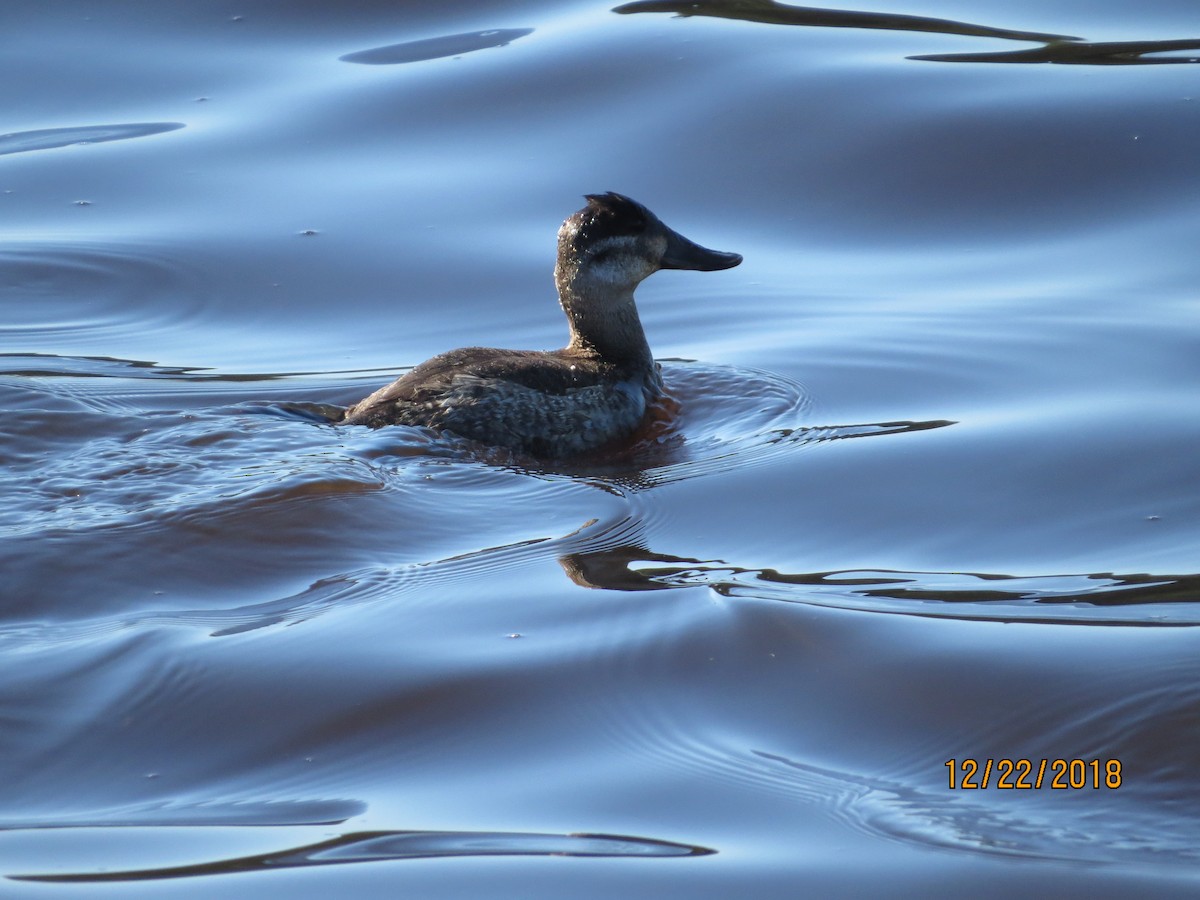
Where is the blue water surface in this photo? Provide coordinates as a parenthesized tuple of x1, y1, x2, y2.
(2, 1, 1199, 896)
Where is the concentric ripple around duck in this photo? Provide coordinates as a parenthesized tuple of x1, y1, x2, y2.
(0, 244, 207, 351)
(551, 359, 951, 487)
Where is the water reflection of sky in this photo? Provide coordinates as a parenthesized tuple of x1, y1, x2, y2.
(3, 1, 1200, 896)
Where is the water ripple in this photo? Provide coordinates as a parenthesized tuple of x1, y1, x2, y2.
(12, 829, 713, 883)
(0, 245, 208, 349)
(528, 360, 950, 487)
(615, 0, 1078, 43)
(0, 799, 366, 832)
(340, 28, 534, 65)
(0, 123, 184, 157)
(756, 749, 1200, 867)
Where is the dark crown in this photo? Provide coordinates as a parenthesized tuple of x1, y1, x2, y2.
(575, 192, 654, 244)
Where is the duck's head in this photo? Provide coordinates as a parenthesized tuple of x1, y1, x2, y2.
(555, 192, 742, 298)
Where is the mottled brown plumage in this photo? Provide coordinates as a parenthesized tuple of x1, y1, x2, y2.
(341, 193, 741, 456)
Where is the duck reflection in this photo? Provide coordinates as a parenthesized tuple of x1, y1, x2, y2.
(560, 536, 1200, 623)
(561, 544, 712, 591)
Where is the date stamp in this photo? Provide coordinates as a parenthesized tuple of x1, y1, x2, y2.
(945, 758, 1122, 790)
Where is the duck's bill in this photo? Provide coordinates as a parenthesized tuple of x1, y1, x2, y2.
(660, 228, 742, 271)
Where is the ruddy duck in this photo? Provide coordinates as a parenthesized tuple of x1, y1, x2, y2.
(340, 192, 742, 456)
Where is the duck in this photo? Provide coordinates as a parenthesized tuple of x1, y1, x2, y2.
(340, 192, 742, 457)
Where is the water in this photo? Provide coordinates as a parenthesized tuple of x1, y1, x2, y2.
(2, 1, 1199, 896)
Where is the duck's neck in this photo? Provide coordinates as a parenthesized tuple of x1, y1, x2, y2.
(556, 270, 653, 371)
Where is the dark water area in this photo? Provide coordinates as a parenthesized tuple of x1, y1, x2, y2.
(2, 1, 1199, 896)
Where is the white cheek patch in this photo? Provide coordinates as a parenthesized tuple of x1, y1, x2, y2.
(589, 236, 653, 283)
